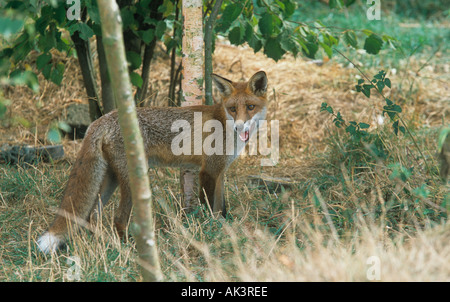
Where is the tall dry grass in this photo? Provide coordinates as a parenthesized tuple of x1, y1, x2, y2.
(1, 151, 448, 282)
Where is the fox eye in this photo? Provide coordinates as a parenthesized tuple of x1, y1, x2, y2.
(229, 106, 236, 113)
(247, 105, 255, 110)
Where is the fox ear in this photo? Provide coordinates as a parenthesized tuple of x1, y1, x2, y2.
(212, 74, 234, 97)
(248, 71, 268, 97)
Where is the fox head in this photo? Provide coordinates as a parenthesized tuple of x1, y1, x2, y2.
(212, 71, 268, 142)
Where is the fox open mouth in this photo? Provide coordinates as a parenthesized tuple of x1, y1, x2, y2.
(238, 122, 255, 142)
(239, 130, 249, 142)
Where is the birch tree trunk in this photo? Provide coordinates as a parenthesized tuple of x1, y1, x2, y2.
(180, 0, 204, 209)
(97, 0, 162, 282)
(181, 0, 204, 106)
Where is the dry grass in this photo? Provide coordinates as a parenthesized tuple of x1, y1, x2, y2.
(0, 39, 449, 282)
(1, 163, 448, 281)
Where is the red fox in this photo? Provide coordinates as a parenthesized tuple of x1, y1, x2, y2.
(37, 71, 268, 254)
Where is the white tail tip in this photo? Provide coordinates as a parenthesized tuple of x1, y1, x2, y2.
(37, 232, 63, 254)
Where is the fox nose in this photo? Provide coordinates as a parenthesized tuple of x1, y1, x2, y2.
(234, 120, 244, 132)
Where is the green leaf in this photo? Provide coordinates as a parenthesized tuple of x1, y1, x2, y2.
(373, 70, 385, 80)
(10, 70, 40, 92)
(282, 0, 296, 18)
(140, 29, 155, 44)
(376, 80, 385, 92)
(86, 0, 101, 23)
(216, 3, 242, 33)
(364, 34, 383, 55)
(392, 104, 402, 113)
(383, 105, 396, 120)
(392, 120, 399, 136)
(323, 33, 339, 47)
(126, 51, 142, 70)
(47, 127, 62, 144)
(362, 84, 373, 98)
(388, 163, 412, 181)
(384, 78, 391, 88)
(35, 15, 50, 35)
(244, 21, 254, 41)
(36, 53, 52, 70)
(155, 20, 166, 40)
(0, 99, 10, 119)
(159, 0, 174, 18)
(329, 0, 344, 9)
(39, 29, 57, 52)
(120, 7, 135, 30)
(44, 0, 58, 8)
(228, 26, 244, 45)
(248, 34, 263, 53)
(12, 34, 32, 63)
(343, 30, 358, 48)
(77, 23, 94, 41)
(362, 29, 374, 36)
(319, 42, 333, 58)
(301, 34, 319, 59)
(301, 42, 319, 59)
(67, 23, 95, 41)
(264, 37, 285, 61)
(42, 64, 52, 79)
(50, 62, 65, 85)
(58, 121, 72, 133)
(0, 17, 24, 38)
(346, 125, 356, 135)
(359, 122, 370, 129)
(130, 72, 143, 88)
(280, 30, 299, 57)
(223, 2, 242, 23)
(258, 12, 274, 37)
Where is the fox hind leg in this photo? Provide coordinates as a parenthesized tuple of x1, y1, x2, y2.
(104, 159, 133, 240)
(114, 179, 132, 240)
(89, 167, 118, 224)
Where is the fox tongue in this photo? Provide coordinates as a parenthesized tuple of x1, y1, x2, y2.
(239, 130, 249, 142)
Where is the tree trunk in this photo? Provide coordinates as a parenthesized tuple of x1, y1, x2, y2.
(180, 0, 204, 210)
(135, 38, 157, 106)
(97, 0, 163, 282)
(96, 35, 116, 113)
(204, 0, 223, 105)
(71, 20, 102, 121)
(181, 0, 204, 106)
(135, 0, 164, 106)
(168, 0, 180, 106)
